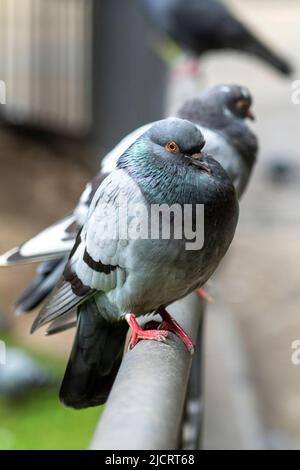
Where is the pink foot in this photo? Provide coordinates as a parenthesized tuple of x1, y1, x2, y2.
(197, 288, 213, 303)
(159, 308, 194, 354)
(126, 314, 169, 350)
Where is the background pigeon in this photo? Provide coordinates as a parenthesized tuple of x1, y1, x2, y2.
(141, 0, 292, 76)
(0, 306, 56, 398)
(0, 84, 257, 319)
(30, 117, 239, 408)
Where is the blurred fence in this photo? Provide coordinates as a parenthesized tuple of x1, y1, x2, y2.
(0, 0, 167, 156)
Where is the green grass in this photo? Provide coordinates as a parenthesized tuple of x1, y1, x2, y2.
(0, 336, 103, 450)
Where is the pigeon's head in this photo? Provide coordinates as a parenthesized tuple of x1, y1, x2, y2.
(145, 117, 210, 173)
(219, 85, 255, 121)
(177, 85, 258, 173)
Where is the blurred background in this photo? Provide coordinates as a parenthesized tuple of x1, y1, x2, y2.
(0, 0, 299, 450)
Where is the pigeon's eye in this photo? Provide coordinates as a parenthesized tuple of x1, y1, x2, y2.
(165, 142, 179, 153)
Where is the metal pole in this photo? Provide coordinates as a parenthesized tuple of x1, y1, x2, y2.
(90, 293, 205, 451)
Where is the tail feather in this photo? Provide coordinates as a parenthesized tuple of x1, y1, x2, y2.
(45, 312, 77, 336)
(15, 259, 66, 314)
(30, 280, 88, 333)
(60, 298, 128, 409)
(250, 43, 292, 76)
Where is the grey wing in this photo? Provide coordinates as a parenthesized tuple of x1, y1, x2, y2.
(31, 170, 140, 332)
(68, 168, 143, 292)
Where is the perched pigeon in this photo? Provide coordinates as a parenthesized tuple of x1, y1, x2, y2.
(0, 84, 257, 318)
(141, 0, 292, 76)
(30, 118, 239, 408)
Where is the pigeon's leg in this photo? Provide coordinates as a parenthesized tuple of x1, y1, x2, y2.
(197, 288, 214, 303)
(158, 308, 194, 354)
(125, 314, 169, 350)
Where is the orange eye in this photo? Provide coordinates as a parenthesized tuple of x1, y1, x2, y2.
(165, 142, 179, 153)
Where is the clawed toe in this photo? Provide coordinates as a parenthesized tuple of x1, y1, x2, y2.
(126, 314, 170, 350)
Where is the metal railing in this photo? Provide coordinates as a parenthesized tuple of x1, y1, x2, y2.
(0, 0, 93, 135)
(90, 293, 205, 450)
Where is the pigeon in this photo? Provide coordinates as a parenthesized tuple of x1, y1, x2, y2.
(141, 0, 292, 76)
(29, 117, 239, 408)
(0, 84, 256, 318)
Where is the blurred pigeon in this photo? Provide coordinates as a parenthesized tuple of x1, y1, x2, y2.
(0, 84, 256, 319)
(142, 0, 292, 76)
(0, 347, 55, 398)
(30, 118, 239, 408)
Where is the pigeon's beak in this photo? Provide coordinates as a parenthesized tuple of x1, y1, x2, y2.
(186, 152, 211, 173)
(246, 108, 255, 121)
